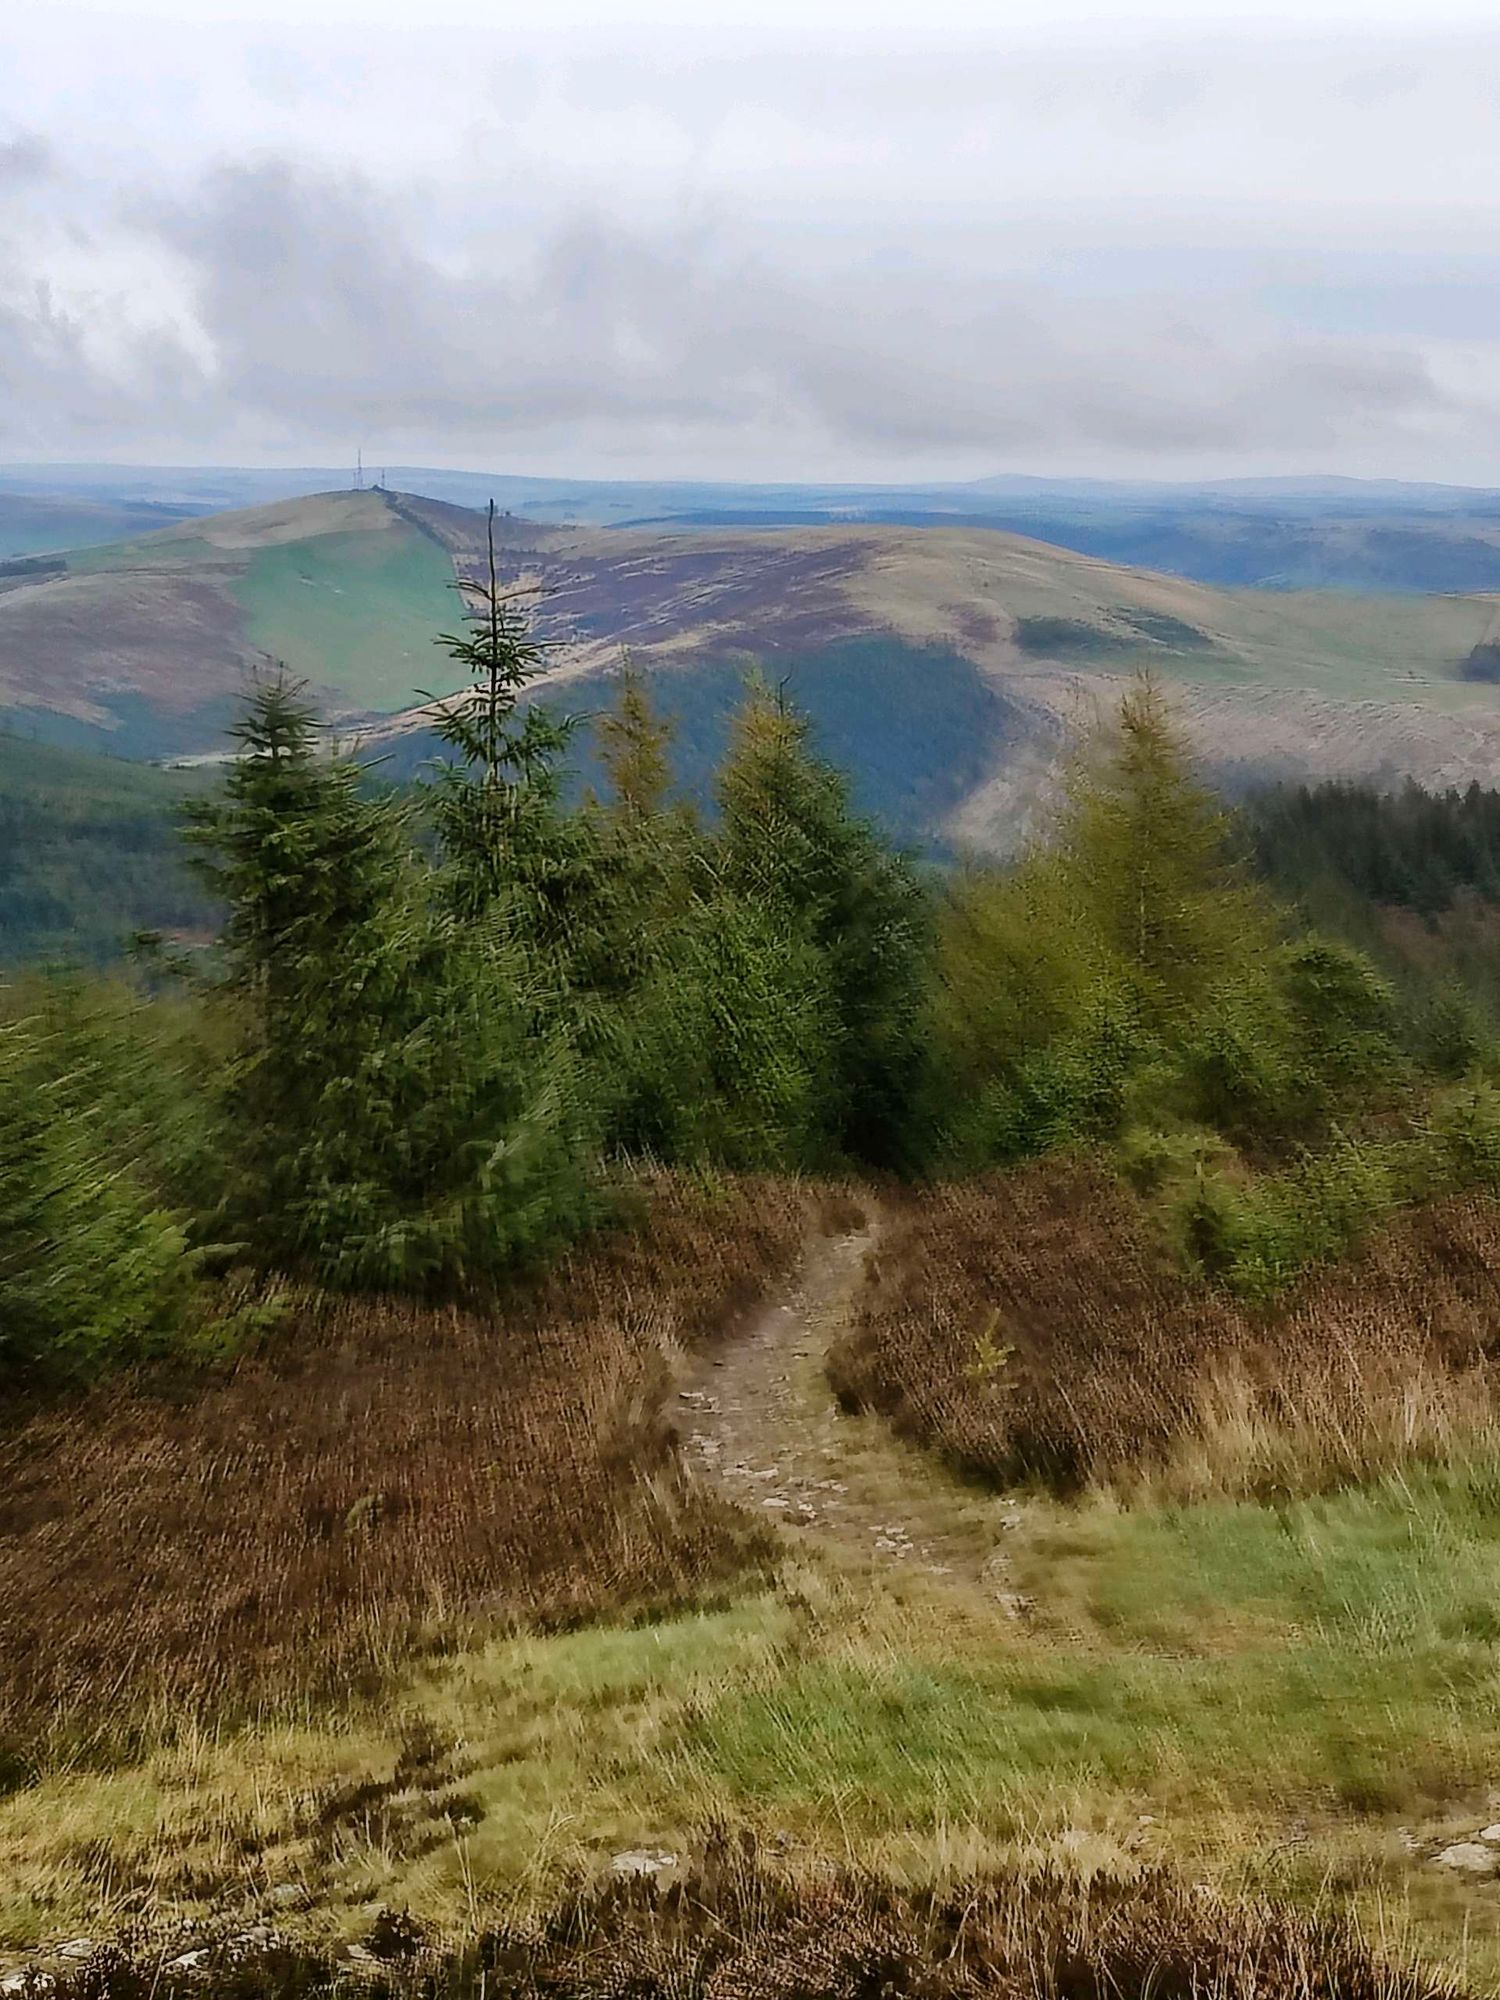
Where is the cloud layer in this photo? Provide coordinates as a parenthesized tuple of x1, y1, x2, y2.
(5, 5, 1500, 478)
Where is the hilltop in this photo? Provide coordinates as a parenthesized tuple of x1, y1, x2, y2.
(5, 485, 1500, 847)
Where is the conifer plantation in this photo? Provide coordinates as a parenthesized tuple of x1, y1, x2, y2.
(14, 571, 1500, 1996)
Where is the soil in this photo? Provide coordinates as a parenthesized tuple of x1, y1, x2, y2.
(675, 1221, 1027, 1604)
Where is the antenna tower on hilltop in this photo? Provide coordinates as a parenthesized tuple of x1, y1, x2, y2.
(354, 448, 365, 491)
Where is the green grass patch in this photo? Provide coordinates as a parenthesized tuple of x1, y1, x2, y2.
(232, 526, 464, 712)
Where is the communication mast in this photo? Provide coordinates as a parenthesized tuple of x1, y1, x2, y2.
(354, 448, 365, 491)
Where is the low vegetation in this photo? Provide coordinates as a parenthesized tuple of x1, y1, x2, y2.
(0, 1174, 817, 1771)
(830, 1162, 1500, 1495)
(15, 532, 1500, 1992)
(28, 1842, 1467, 1999)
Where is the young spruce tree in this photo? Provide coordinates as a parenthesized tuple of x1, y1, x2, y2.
(190, 670, 593, 1290)
(713, 677, 931, 1168)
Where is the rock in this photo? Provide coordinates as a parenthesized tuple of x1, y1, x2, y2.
(53, 1943, 94, 1964)
(610, 1849, 679, 1882)
(266, 1883, 306, 1908)
(1481, 1824, 1500, 1844)
(2, 1972, 52, 1996)
(1435, 1841, 1500, 1875)
(166, 1951, 210, 1975)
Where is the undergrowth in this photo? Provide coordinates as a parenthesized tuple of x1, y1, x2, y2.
(0, 1175, 825, 1773)
(829, 1158, 1500, 1496)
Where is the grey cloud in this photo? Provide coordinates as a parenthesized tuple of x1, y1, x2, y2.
(0, 132, 54, 186)
(0, 152, 1487, 472)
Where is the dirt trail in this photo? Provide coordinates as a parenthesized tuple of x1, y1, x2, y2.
(677, 1222, 1024, 1602)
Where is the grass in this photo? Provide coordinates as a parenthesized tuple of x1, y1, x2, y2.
(22, 1845, 1469, 1999)
(829, 1162, 1500, 1494)
(0, 1176, 819, 1771)
(10, 1169, 1500, 1986)
(10, 1470, 1500, 1980)
(233, 526, 464, 711)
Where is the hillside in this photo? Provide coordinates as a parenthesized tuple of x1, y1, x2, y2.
(7, 486, 1500, 847)
(18, 465, 1500, 592)
(0, 736, 214, 965)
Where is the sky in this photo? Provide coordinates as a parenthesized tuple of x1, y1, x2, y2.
(5, 0, 1500, 483)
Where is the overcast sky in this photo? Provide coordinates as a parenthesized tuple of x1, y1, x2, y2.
(6, 0, 1500, 482)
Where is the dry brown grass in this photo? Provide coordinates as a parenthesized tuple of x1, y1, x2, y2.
(33, 1838, 1466, 2000)
(829, 1159, 1500, 1495)
(0, 1176, 823, 1769)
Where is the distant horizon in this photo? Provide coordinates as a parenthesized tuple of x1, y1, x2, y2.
(5, 460, 1500, 499)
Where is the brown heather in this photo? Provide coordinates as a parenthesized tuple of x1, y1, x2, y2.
(0, 1176, 823, 1766)
(36, 1840, 1465, 2000)
(830, 1159, 1500, 1494)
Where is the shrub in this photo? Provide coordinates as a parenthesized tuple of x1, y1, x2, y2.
(0, 1012, 194, 1388)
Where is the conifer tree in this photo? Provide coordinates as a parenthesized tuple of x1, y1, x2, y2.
(713, 677, 930, 1167)
(597, 655, 671, 823)
(189, 670, 594, 1288)
(422, 502, 598, 986)
(1058, 672, 1272, 1016)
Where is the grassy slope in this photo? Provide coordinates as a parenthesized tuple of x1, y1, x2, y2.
(233, 525, 465, 710)
(5, 1185, 1500, 1984)
(8, 495, 467, 737)
(6, 1472, 1499, 1980)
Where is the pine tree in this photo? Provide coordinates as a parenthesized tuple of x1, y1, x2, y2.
(188, 671, 595, 1288)
(597, 656, 671, 823)
(422, 502, 598, 985)
(713, 677, 930, 1167)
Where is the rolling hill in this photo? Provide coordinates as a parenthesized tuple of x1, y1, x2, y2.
(16, 463, 1500, 590)
(5, 486, 1500, 851)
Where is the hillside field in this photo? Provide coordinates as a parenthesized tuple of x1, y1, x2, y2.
(7, 1170, 1500, 1991)
(6, 488, 1500, 851)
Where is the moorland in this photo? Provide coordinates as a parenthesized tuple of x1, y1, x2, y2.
(12, 497, 1500, 1997)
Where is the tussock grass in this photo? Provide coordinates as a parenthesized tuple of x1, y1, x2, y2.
(0, 1175, 821, 1772)
(829, 1160, 1500, 1496)
(31, 1837, 1467, 2000)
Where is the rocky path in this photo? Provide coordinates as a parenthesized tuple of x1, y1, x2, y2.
(676, 1221, 1025, 1603)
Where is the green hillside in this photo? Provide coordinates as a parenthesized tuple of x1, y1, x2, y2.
(0, 735, 214, 966)
(233, 526, 462, 709)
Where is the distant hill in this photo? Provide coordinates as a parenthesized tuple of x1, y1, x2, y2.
(0, 491, 211, 561)
(14, 463, 1500, 590)
(6, 485, 1500, 855)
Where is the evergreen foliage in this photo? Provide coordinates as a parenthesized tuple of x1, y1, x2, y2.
(422, 503, 599, 981)
(1245, 775, 1500, 919)
(713, 679, 930, 1167)
(186, 670, 595, 1291)
(0, 735, 216, 967)
(0, 1003, 195, 1388)
(24, 596, 1500, 1390)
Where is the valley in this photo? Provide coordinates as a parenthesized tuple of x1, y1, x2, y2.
(6, 485, 1500, 853)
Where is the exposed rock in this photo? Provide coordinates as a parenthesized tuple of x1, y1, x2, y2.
(610, 1848, 680, 1882)
(1434, 1841, 1499, 1875)
(1481, 1824, 1500, 1844)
